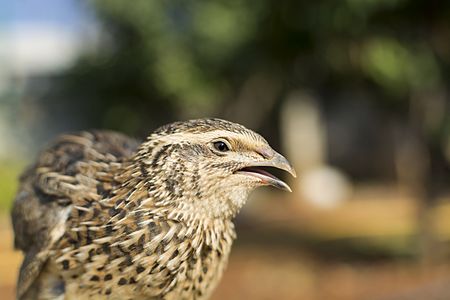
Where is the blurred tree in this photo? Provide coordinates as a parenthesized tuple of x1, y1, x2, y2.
(36, 0, 449, 131)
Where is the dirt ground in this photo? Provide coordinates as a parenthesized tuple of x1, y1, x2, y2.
(3, 189, 450, 300)
(4, 238, 450, 300)
(0, 217, 21, 300)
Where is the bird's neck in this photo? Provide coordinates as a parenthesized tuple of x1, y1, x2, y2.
(108, 160, 238, 232)
(112, 146, 251, 222)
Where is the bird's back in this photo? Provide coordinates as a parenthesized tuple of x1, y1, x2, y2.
(11, 130, 140, 299)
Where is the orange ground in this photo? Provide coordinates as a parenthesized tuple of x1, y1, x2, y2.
(3, 187, 450, 300)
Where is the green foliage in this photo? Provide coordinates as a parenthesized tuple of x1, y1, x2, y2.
(0, 161, 24, 212)
(36, 0, 449, 163)
(361, 38, 441, 96)
(84, 0, 449, 111)
(91, 0, 263, 115)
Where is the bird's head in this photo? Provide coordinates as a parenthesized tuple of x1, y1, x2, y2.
(134, 118, 296, 220)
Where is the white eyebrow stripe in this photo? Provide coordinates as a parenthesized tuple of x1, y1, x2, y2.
(152, 130, 267, 150)
(156, 130, 248, 144)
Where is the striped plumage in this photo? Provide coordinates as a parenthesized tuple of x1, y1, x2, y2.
(11, 118, 295, 300)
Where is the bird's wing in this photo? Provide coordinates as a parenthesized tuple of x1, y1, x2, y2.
(11, 130, 140, 299)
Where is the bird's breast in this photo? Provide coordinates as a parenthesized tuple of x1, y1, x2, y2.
(53, 211, 236, 300)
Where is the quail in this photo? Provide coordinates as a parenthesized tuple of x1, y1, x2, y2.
(11, 118, 296, 300)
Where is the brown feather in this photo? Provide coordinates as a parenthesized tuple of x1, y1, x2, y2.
(11, 119, 293, 300)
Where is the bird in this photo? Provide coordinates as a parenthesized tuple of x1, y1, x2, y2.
(11, 118, 296, 300)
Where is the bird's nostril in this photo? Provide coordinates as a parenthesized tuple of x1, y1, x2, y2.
(257, 147, 274, 159)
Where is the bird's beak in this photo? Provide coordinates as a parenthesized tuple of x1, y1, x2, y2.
(236, 152, 296, 192)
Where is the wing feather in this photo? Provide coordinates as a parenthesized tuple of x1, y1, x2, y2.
(11, 130, 140, 299)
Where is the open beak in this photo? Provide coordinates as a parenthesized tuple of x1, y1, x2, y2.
(236, 152, 296, 192)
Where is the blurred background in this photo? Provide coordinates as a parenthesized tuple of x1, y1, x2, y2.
(1, 0, 450, 299)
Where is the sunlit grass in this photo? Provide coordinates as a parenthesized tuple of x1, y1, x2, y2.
(0, 161, 26, 212)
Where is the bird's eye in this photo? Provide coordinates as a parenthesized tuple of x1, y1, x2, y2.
(213, 141, 230, 152)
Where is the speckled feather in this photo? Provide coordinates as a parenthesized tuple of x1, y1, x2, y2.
(11, 118, 292, 300)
